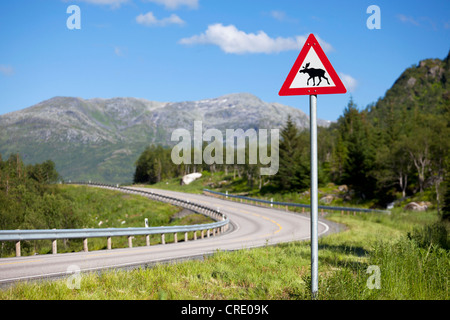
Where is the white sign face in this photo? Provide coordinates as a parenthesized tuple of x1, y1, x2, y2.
(289, 46, 335, 89)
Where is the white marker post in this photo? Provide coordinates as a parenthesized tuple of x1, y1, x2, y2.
(278, 34, 347, 299)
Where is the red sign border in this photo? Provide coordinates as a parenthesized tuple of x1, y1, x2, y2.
(279, 34, 347, 96)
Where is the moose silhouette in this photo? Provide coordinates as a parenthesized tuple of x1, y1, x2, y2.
(299, 62, 330, 86)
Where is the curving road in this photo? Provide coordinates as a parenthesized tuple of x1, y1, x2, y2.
(0, 186, 337, 287)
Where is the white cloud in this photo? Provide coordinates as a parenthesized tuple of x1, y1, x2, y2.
(0, 65, 14, 76)
(67, 0, 130, 8)
(269, 10, 298, 23)
(114, 46, 126, 57)
(397, 14, 439, 30)
(270, 10, 287, 21)
(179, 24, 333, 54)
(136, 12, 185, 26)
(397, 14, 420, 26)
(143, 0, 198, 10)
(339, 73, 358, 92)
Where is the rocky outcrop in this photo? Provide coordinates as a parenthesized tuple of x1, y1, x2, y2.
(180, 172, 202, 185)
(404, 202, 432, 211)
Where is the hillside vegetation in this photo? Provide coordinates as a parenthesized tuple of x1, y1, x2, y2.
(0, 154, 211, 257)
(135, 51, 450, 211)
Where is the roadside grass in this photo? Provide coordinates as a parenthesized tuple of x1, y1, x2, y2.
(142, 172, 383, 211)
(1, 185, 213, 257)
(139, 172, 215, 194)
(1, 206, 447, 300)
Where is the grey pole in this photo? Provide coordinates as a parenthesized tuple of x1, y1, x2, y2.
(310, 94, 319, 299)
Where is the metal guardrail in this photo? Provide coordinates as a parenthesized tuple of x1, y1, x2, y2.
(0, 223, 227, 242)
(0, 182, 229, 257)
(203, 189, 390, 214)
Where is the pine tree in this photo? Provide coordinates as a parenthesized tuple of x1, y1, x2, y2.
(272, 116, 308, 191)
(339, 99, 376, 198)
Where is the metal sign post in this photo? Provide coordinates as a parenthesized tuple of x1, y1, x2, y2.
(278, 34, 347, 299)
(309, 94, 318, 299)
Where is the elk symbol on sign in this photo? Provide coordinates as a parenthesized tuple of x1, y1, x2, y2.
(299, 62, 330, 86)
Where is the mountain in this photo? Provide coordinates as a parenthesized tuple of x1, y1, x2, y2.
(368, 50, 449, 120)
(0, 93, 330, 183)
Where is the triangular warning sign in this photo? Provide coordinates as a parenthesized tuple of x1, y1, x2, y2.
(279, 34, 346, 96)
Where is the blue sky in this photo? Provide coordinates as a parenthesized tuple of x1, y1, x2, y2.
(0, 0, 449, 121)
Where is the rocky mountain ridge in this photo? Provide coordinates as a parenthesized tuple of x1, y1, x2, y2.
(0, 93, 330, 183)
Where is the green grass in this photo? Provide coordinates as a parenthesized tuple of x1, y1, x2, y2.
(1, 185, 213, 257)
(1, 206, 448, 300)
(142, 171, 217, 194)
(143, 172, 383, 211)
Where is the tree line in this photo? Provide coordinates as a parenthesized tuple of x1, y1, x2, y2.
(0, 154, 91, 256)
(0, 154, 78, 231)
(134, 97, 449, 211)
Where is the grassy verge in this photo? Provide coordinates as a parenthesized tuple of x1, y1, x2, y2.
(141, 171, 442, 214)
(0, 185, 213, 257)
(1, 207, 448, 300)
(140, 171, 384, 210)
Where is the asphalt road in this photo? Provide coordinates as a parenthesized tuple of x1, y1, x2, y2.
(0, 186, 338, 287)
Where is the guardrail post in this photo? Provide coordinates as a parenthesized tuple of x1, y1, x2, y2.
(128, 236, 133, 248)
(52, 239, 57, 254)
(15, 241, 20, 257)
(161, 234, 165, 245)
(83, 238, 88, 252)
(185, 232, 188, 242)
(107, 237, 112, 250)
(201, 230, 205, 239)
(146, 235, 150, 246)
(194, 231, 197, 240)
(174, 233, 177, 243)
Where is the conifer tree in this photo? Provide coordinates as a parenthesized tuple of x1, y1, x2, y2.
(272, 115, 308, 190)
